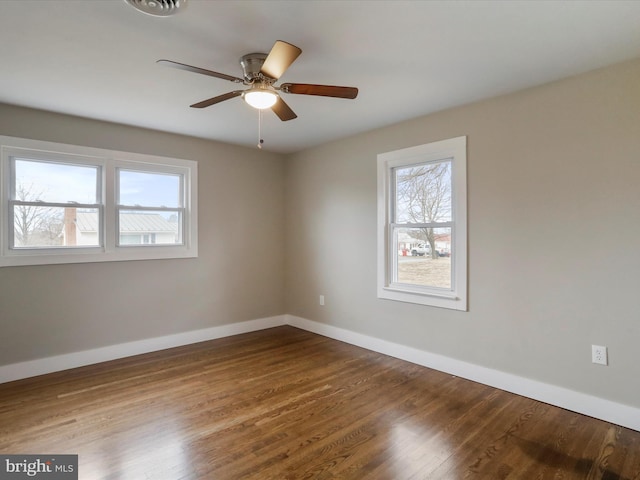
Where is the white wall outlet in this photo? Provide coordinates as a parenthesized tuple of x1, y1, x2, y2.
(319, 295, 325, 306)
(592, 345, 608, 366)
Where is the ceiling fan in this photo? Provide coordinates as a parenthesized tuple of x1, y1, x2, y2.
(157, 40, 358, 121)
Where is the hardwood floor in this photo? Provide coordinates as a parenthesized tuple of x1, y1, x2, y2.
(1, 326, 638, 479)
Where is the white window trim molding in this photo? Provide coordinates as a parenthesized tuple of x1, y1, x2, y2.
(377, 136, 467, 310)
(0, 135, 198, 267)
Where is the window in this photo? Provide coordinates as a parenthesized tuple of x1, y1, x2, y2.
(0, 136, 197, 267)
(10, 157, 102, 249)
(117, 168, 184, 247)
(377, 136, 467, 310)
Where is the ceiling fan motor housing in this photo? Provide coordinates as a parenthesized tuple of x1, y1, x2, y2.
(240, 53, 269, 83)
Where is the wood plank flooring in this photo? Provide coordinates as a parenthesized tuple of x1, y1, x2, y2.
(0, 326, 638, 479)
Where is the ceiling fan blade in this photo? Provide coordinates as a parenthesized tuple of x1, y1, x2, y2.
(190, 90, 243, 109)
(260, 40, 302, 80)
(281, 83, 358, 99)
(157, 59, 243, 83)
(271, 96, 297, 121)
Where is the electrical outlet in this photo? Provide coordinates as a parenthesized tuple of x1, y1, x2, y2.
(592, 345, 608, 366)
(319, 295, 325, 306)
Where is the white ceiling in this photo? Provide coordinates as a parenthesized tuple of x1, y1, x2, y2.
(1, 1, 640, 154)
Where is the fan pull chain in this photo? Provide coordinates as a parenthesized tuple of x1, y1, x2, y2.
(257, 109, 264, 149)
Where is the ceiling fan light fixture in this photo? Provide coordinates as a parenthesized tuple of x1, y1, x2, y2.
(243, 88, 278, 110)
(124, 0, 187, 17)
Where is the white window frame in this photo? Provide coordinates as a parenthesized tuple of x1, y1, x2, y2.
(0, 136, 197, 267)
(377, 136, 467, 311)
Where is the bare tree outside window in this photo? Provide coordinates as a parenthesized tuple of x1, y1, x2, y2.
(395, 161, 451, 259)
(13, 182, 64, 247)
(393, 160, 453, 289)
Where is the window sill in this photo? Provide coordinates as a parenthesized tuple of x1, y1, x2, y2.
(378, 285, 466, 311)
(0, 245, 197, 267)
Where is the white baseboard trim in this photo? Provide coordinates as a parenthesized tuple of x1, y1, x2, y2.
(286, 315, 640, 432)
(0, 315, 286, 384)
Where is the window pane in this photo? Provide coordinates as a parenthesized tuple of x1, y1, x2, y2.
(14, 159, 98, 204)
(118, 170, 181, 208)
(395, 160, 452, 224)
(395, 227, 452, 289)
(118, 210, 182, 245)
(13, 207, 99, 248)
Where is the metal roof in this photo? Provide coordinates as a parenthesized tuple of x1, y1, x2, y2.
(75, 211, 178, 234)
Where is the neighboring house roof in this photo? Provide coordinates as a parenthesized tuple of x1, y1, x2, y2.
(75, 211, 178, 234)
(398, 232, 451, 243)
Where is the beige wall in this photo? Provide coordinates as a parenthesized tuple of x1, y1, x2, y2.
(0, 104, 286, 364)
(284, 58, 640, 408)
(2, 58, 639, 410)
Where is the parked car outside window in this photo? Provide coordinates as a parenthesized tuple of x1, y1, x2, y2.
(411, 244, 431, 256)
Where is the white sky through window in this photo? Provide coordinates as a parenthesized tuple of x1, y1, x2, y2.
(15, 159, 98, 204)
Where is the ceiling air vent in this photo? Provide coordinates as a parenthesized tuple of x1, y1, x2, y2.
(124, 0, 187, 17)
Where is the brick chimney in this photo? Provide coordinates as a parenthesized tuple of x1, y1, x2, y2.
(64, 207, 77, 246)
